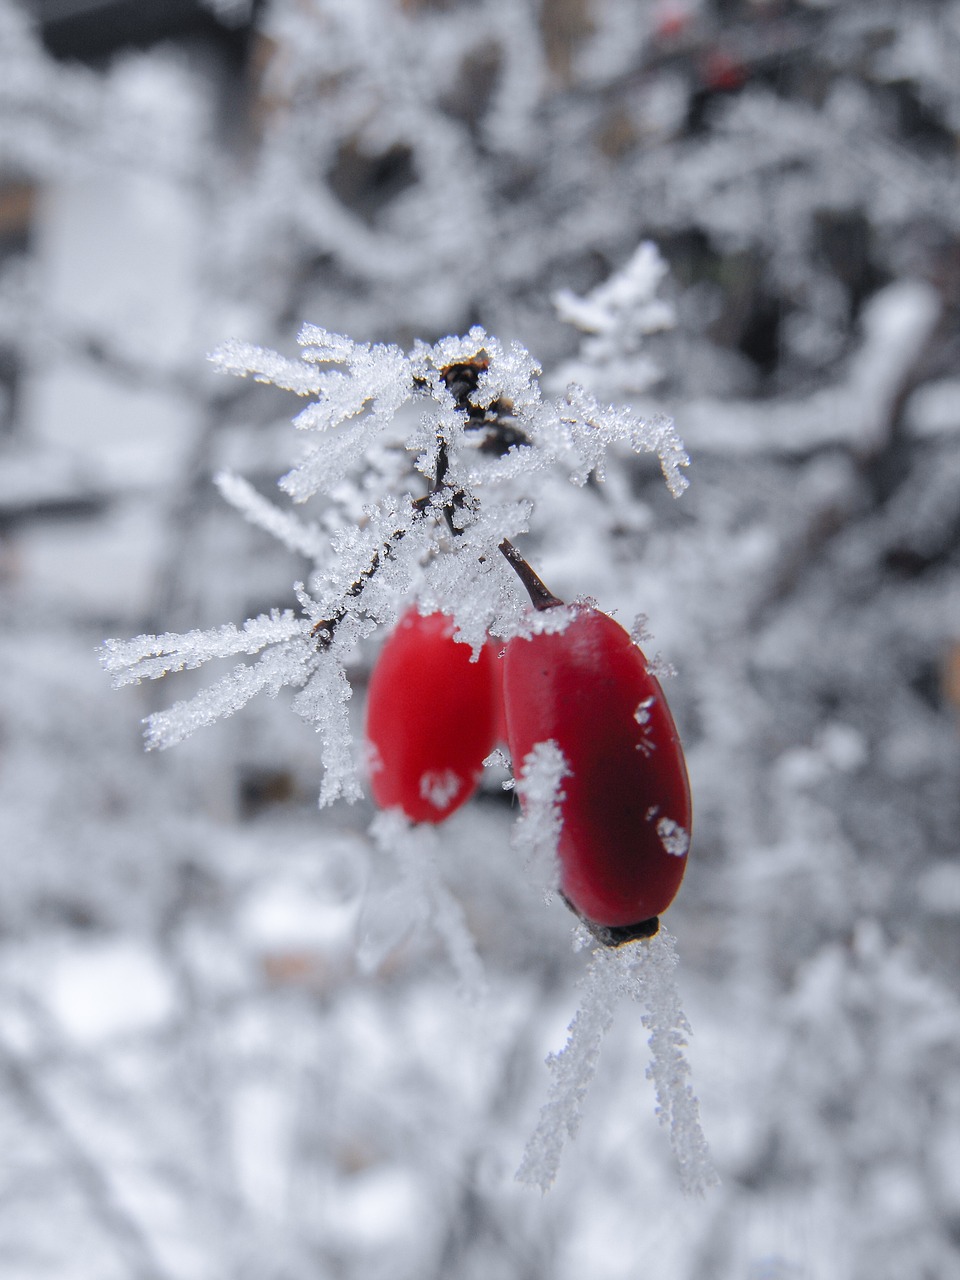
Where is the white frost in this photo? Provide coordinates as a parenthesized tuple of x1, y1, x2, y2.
(512, 740, 570, 903)
(103, 324, 690, 782)
(367, 811, 485, 1000)
(657, 817, 690, 858)
(214, 469, 327, 561)
(635, 695, 655, 726)
(419, 769, 463, 811)
(517, 928, 717, 1196)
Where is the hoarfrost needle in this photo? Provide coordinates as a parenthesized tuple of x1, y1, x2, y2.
(517, 928, 717, 1195)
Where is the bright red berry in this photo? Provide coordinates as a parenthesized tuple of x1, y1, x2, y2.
(364, 608, 501, 824)
(503, 605, 691, 940)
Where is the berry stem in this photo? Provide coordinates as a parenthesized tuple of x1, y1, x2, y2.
(498, 539, 564, 611)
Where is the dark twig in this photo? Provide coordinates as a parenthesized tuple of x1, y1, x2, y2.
(497, 540, 564, 611)
(312, 533, 403, 647)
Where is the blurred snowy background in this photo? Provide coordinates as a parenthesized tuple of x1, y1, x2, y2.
(2, 0, 960, 1276)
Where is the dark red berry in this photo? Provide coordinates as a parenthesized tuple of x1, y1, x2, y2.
(699, 48, 747, 93)
(364, 608, 501, 824)
(503, 605, 691, 936)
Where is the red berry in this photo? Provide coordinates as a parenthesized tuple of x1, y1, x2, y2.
(700, 49, 747, 93)
(364, 608, 501, 824)
(653, 4, 691, 42)
(503, 605, 691, 937)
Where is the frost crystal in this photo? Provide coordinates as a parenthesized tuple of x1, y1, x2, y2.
(99, 611, 306, 688)
(630, 612, 653, 645)
(657, 817, 690, 858)
(517, 929, 717, 1196)
(419, 769, 463, 812)
(367, 811, 485, 1000)
(634, 695, 657, 758)
(512, 740, 569, 902)
(142, 642, 310, 751)
(214, 470, 327, 561)
(291, 654, 363, 807)
(553, 383, 689, 494)
(646, 653, 678, 680)
(483, 747, 515, 790)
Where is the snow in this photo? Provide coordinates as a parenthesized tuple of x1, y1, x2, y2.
(512, 740, 568, 902)
(42, 938, 177, 1047)
(905, 377, 960, 439)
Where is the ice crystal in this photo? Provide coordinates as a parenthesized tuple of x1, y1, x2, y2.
(646, 653, 678, 680)
(517, 929, 717, 1195)
(657, 817, 691, 858)
(214, 470, 327, 561)
(634, 695, 657, 757)
(635, 695, 655, 730)
(99, 611, 306, 687)
(630, 612, 653, 646)
(512, 740, 569, 903)
(366, 810, 485, 1000)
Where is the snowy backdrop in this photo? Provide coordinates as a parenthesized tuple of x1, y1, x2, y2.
(2, 0, 960, 1276)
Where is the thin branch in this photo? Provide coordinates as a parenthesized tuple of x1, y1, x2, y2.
(498, 540, 564, 611)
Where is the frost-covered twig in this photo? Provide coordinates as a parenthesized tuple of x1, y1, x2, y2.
(517, 929, 717, 1195)
(98, 611, 307, 686)
(516, 933, 618, 1192)
(551, 241, 676, 399)
(637, 932, 718, 1196)
(101, 323, 688, 809)
(679, 280, 941, 459)
(553, 242, 674, 340)
(0, 1042, 175, 1280)
(555, 384, 689, 496)
(214, 470, 327, 561)
(142, 641, 311, 751)
(368, 810, 486, 1000)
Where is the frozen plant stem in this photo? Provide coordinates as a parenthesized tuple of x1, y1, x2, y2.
(311, 439, 461, 648)
(104, 324, 689, 792)
(517, 929, 717, 1195)
(498, 540, 564, 610)
(370, 810, 486, 1001)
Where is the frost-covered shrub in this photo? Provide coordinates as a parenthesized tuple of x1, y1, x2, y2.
(100, 315, 718, 1191)
(3, 0, 960, 1274)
